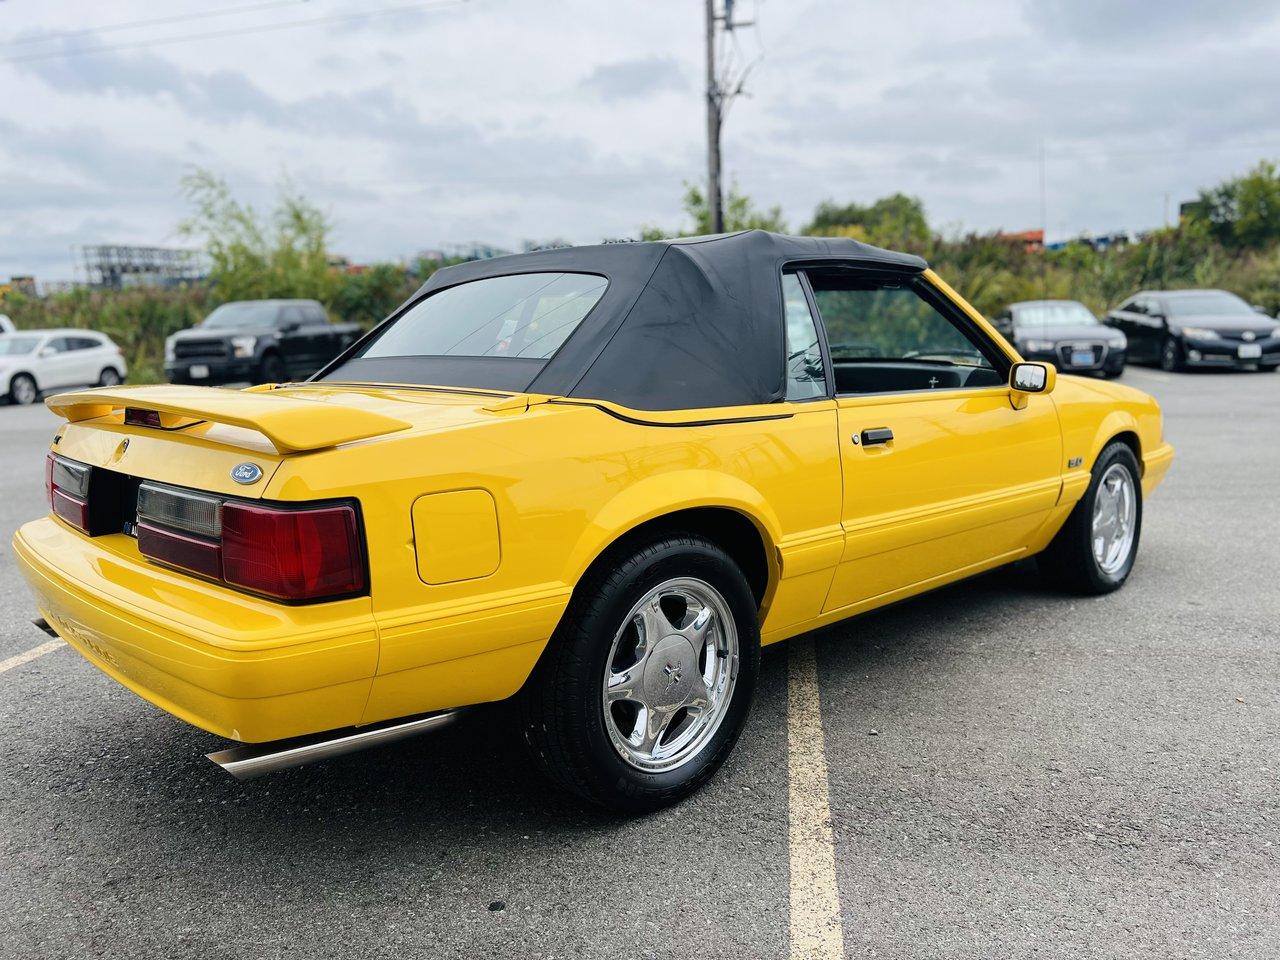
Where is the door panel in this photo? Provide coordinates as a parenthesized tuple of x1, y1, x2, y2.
(823, 386, 1061, 611)
(38, 338, 79, 389)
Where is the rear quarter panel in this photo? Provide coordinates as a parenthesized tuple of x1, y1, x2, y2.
(264, 399, 843, 722)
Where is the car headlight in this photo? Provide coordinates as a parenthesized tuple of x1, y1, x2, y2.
(1022, 339, 1057, 352)
(230, 335, 257, 359)
(1179, 327, 1221, 340)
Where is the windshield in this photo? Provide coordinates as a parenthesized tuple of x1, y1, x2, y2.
(202, 302, 279, 329)
(1014, 302, 1099, 327)
(0, 336, 40, 356)
(357, 272, 607, 360)
(1166, 291, 1254, 317)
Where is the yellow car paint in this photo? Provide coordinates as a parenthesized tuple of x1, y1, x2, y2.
(13, 273, 1173, 745)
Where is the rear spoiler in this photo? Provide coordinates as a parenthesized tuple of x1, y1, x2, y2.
(46, 385, 411, 454)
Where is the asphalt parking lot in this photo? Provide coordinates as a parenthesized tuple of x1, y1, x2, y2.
(1, 366, 1277, 960)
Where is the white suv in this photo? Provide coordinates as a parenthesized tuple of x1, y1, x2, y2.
(0, 329, 128, 406)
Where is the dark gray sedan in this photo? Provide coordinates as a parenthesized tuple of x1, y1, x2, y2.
(1104, 289, 1280, 372)
(993, 299, 1127, 378)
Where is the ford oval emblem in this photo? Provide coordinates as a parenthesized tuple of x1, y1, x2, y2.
(231, 462, 263, 485)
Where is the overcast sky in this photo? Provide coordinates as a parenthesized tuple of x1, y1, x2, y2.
(3, 0, 1280, 280)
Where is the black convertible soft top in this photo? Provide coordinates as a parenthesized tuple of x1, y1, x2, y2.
(321, 230, 927, 411)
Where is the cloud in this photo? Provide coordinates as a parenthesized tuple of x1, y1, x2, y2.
(578, 57, 687, 101)
(1023, 0, 1280, 44)
(4, 0, 1280, 279)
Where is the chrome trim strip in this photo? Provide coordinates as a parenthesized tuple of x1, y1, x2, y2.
(205, 710, 459, 780)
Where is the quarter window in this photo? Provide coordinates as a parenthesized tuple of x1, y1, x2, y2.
(807, 271, 1004, 395)
(782, 273, 827, 400)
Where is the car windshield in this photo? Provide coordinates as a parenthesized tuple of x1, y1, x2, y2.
(1166, 292, 1254, 317)
(0, 336, 40, 356)
(1014, 302, 1099, 327)
(202, 302, 280, 329)
(357, 272, 608, 360)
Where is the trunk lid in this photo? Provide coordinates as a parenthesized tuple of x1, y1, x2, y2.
(46, 382, 527, 498)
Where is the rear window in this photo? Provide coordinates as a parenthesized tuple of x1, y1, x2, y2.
(0, 336, 40, 355)
(359, 272, 607, 361)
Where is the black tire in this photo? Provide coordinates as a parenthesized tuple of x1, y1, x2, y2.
(9, 373, 37, 406)
(97, 367, 122, 387)
(1103, 367, 1124, 380)
(1160, 337, 1183, 372)
(519, 532, 760, 814)
(1037, 441, 1143, 595)
(257, 352, 286, 384)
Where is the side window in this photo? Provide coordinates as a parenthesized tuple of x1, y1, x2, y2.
(807, 271, 1004, 395)
(782, 273, 827, 401)
(280, 305, 305, 327)
(69, 337, 98, 350)
(306, 304, 328, 324)
(45, 337, 70, 353)
(1127, 299, 1146, 315)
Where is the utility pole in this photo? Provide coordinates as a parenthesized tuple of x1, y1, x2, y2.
(705, 0, 722, 234)
(704, 0, 756, 234)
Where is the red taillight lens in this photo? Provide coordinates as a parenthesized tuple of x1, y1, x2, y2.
(47, 452, 91, 533)
(52, 488, 90, 532)
(222, 503, 365, 601)
(136, 523, 223, 580)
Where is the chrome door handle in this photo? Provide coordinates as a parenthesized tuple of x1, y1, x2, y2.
(859, 427, 894, 446)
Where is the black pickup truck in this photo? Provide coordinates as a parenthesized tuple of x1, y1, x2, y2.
(165, 299, 361, 385)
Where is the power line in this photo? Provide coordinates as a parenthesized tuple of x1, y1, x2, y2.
(1, 0, 312, 48)
(0, 0, 468, 66)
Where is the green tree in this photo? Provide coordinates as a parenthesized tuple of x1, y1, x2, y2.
(1187, 159, 1280, 249)
(179, 168, 335, 301)
(804, 193, 931, 249)
(640, 181, 787, 239)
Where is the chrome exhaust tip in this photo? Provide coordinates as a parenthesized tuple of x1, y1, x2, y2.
(206, 710, 459, 780)
(31, 617, 59, 639)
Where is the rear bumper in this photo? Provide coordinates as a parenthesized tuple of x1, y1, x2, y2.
(13, 518, 378, 743)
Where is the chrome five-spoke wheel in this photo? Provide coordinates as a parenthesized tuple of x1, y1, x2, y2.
(603, 577, 739, 773)
(1092, 462, 1136, 575)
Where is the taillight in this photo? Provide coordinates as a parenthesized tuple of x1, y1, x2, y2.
(134, 482, 366, 602)
(46, 453, 92, 533)
(136, 523, 223, 580)
(223, 503, 365, 601)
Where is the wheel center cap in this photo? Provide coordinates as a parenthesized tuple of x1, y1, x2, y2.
(642, 635, 699, 707)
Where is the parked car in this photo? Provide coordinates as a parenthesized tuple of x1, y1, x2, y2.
(1, 329, 126, 405)
(165, 299, 361, 385)
(992, 299, 1126, 378)
(14, 231, 1174, 813)
(1105, 289, 1280, 372)
(0, 313, 15, 334)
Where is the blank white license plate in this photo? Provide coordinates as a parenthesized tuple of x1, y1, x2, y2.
(1070, 350, 1094, 366)
(188, 364, 210, 379)
(1238, 344, 1262, 359)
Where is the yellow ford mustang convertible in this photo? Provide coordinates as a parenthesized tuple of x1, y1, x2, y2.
(14, 231, 1173, 812)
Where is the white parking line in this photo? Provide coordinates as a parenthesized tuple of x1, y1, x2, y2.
(0, 639, 65, 675)
(788, 639, 845, 959)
